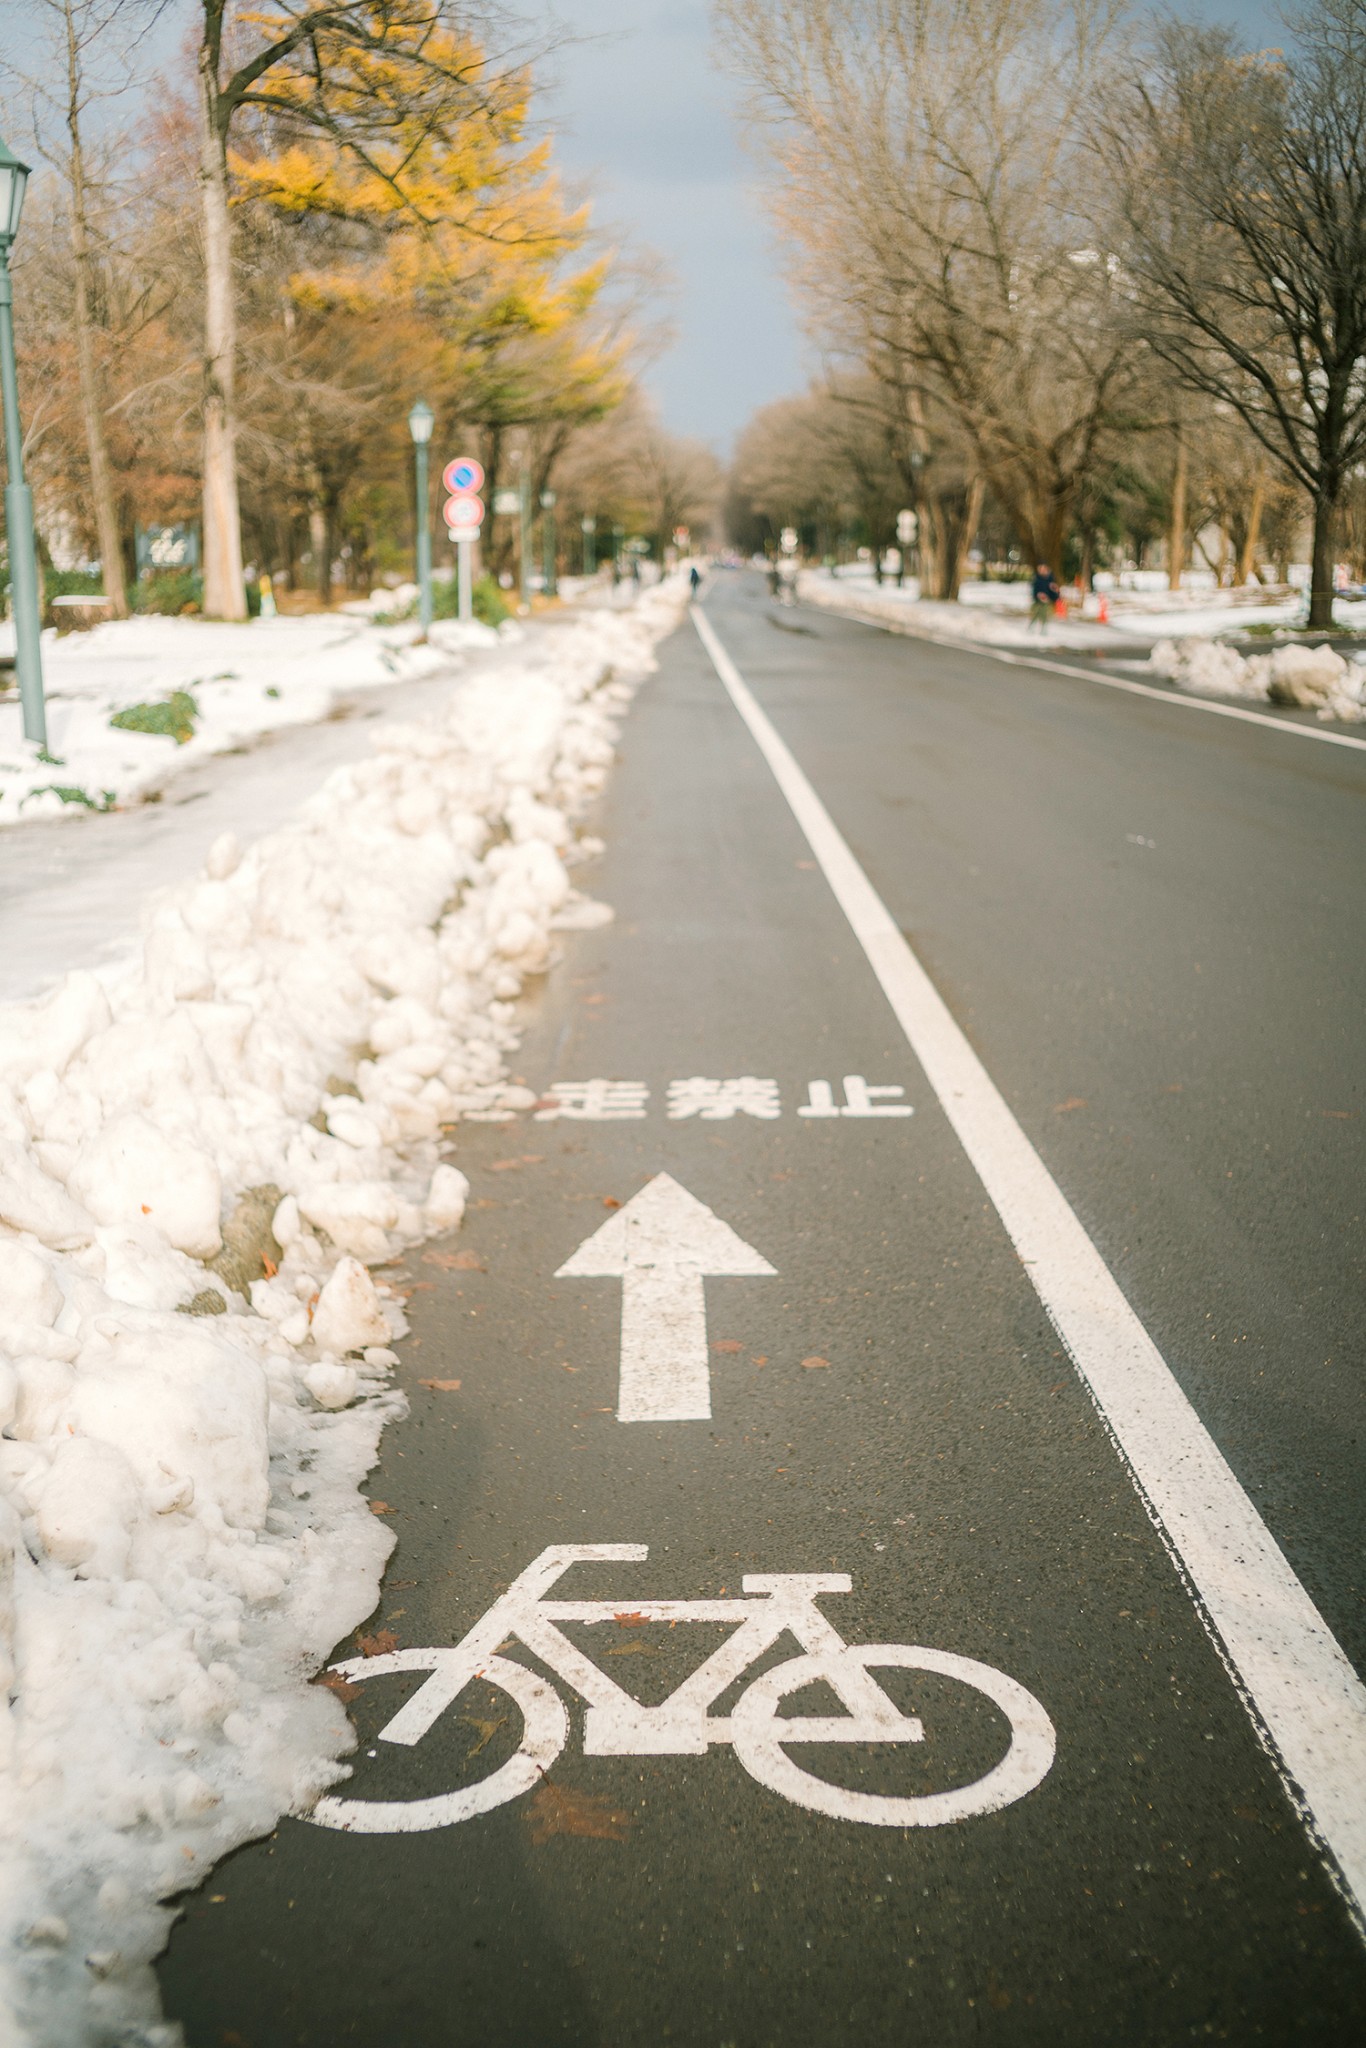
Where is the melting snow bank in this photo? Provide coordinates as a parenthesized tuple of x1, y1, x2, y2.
(1150, 637, 1366, 723)
(0, 576, 688, 2046)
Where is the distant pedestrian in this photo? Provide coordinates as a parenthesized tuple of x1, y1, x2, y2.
(689, 564, 702, 599)
(1029, 561, 1060, 632)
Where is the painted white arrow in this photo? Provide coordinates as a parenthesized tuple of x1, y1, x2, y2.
(556, 1173, 776, 1422)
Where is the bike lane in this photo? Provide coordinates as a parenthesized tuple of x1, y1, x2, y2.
(160, 592, 1366, 2045)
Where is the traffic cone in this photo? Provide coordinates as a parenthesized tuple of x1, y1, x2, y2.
(1097, 594, 1109, 625)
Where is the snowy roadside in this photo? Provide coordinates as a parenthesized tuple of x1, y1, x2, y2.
(0, 574, 689, 2045)
(795, 568, 1366, 723)
(0, 610, 502, 829)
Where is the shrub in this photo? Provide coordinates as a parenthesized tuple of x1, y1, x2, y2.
(130, 570, 202, 616)
(110, 689, 199, 745)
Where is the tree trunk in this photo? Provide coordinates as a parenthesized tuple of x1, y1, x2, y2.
(1237, 473, 1266, 585)
(1168, 430, 1187, 593)
(310, 504, 330, 603)
(943, 476, 985, 601)
(63, 9, 128, 618)
(197, 49, 246, 619)
(1308, 487, 1337, 630)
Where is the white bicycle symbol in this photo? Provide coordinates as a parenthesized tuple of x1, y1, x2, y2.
(310, 1544, 1056, 1834)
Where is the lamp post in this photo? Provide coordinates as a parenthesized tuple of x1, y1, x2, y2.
(407, 399, 434, 638)
(540, 489, 557, 597)
(0, 134, 46, 749)
(581, 514, 596, 576)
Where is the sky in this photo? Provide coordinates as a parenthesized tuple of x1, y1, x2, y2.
(539, 1, 807, 454)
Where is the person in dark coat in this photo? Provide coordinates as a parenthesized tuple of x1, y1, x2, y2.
(1029, 561, 1061, 631)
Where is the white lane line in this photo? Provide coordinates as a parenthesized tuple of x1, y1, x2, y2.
(693, 603, 1366, 1931)
(802, 594, 1366, 754)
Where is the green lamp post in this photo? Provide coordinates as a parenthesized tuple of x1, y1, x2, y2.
(407, 399, 434, 638)
(0, 133, 46, 749)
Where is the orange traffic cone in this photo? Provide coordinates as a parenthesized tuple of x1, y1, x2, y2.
(1097, 594, 1110, 625)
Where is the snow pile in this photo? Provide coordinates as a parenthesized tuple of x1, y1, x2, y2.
(0, 575, 687, 2044)
(0, 610, 503, 830)
(1150, 637, 1366, 721)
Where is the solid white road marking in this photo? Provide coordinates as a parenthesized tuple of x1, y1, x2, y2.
(693, 603, 1366, 1930)
(556, 1173, 776, 1421)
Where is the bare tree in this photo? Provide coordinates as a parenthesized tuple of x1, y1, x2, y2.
(717, 0, 1140, 577)
(1096, 4, 1366, 629)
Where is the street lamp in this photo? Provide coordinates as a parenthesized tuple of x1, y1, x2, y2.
(0, 133, 46, 749)
(581, 513, 596, 576)
(407, 399, 434, 637)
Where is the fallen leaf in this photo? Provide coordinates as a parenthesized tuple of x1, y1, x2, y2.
(418, 1378, 462, 1392)
(140, 1204, 151, 1215)
(524, 1782, 634, 1844)
(261, 1255, 278, 1278)
(753, 1355, 768, 1366)
(601, 1196, 621, 1210)
(491, 1159, 523, 1172)
(1323, 1109, 1355, 1119)
(1053, 1097, 1087, 1113)
(613, 1611, 648, 1627)
(423, 1249, 486, 1271)
(711, 1339, 744, 1354)
(314, 1671, 361, 1704)
(369, 1501, 396, 1516)
(410, 1281, 435, 1292)
(605, 1639, 658, 1657)
(463, 1714, 507, 1758)
(357, 1630, 398, 1658)
(801, 1356, 830, 1370)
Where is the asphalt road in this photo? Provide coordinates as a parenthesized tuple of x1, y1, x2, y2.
(160, 570, 1366, 2046)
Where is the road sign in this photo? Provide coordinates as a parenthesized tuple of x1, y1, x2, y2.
(444, 494, 484, 531)
(780, 527, 799, 555)
(492, 488, 521, 516)
(443, 457, 484, 495)
(581, 515, 597, 535)
(556, 1173, 775, 1422)
(896, 509, 918, 545)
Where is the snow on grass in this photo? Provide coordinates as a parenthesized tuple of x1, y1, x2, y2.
(798, 564, 1320, 647)
(0, 575, 688, 2045)
(0, 611, 503, 829)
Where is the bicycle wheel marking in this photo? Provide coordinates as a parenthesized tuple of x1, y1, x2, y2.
(305, 1545, 1056, 1837)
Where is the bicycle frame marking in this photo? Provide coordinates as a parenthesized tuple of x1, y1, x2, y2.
(310, 1545, 1056, 1835)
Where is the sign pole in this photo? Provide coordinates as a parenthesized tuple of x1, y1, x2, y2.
(457, 536, 473, 623)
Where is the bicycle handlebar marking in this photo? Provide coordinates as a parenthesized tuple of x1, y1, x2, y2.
(309, 1545, 1056, 1835)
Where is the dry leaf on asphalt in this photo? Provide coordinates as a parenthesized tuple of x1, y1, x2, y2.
(357, 1630, 398, 1659)
(801, 1356, 830, 1370)
(422, 1249, 486, 1271)
(418, 1378, 462, 1392)
(368, 1501, 396, 1516)
(314, 1671, 362, 1704)
(524, 1782, 634, 1844)
(463, 1715, 507, 1758)
(1053, 1097, 1087, 1113)
(613, 1611, 648, 1627)
(711, 1339, 744, 1353)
